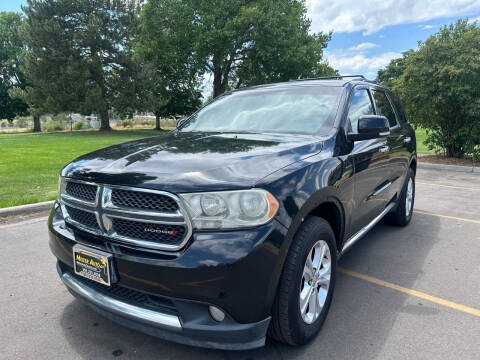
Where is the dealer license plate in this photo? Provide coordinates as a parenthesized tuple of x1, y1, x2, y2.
(73, 245, 112, 286)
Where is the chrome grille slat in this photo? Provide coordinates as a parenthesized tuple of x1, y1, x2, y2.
(60, 180, 192, 251)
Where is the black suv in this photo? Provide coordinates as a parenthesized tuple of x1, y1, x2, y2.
(49, 76, 416, 350)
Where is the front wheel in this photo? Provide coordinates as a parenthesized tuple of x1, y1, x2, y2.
(268, 216, 337, 346)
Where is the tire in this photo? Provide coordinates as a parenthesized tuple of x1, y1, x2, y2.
(386, 167, 415, 226)
(268, 216, 337, 346)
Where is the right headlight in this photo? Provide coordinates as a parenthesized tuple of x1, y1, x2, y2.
(180, 189, 279, 229)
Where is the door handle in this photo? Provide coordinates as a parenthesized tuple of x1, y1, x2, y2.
(403, 137, 412, 144)
(379, 146, 390, 153)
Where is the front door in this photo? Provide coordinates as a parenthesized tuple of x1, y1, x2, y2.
(346, 87, 392, 236)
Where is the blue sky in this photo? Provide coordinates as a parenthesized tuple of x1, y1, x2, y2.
(3, 0, 480, 81)
(306, 0, 480, 78)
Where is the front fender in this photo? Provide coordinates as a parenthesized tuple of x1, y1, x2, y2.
(255, 151, 354, 310)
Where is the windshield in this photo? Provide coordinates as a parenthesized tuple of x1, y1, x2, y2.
(180, 86, 342, 135)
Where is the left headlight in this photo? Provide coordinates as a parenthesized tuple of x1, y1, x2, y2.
(180, 189, 279, 229)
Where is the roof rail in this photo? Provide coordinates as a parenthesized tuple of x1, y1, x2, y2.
(289, 75, 375, 82)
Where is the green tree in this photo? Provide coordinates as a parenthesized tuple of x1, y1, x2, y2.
(144, 0, 336, 99)
(0, 12, 28, 122)
(394, 20, 480, 157)
(376, 49, 414, 89)
(137, 0, 202, 130)
(22, 0, 139, 131)
(396, 20, 480, 158)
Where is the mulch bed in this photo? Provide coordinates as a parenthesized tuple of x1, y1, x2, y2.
(418, 155, 477, 167)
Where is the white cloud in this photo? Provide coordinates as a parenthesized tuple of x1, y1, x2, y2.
(348, 42, 379, 51)
(306, 0, 480, 34)
(326, 51, 402, 79)
(468, 16, 480, 23)
(418, 24, 437, 30)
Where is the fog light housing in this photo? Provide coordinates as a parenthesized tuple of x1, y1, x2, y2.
(209, 305, 225, 322)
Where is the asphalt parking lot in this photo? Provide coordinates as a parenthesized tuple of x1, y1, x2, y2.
(1, 167, 479, 360)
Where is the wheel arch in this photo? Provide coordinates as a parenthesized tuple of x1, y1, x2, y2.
(409, 155, 417, 175)
(283, 192, 346, 255)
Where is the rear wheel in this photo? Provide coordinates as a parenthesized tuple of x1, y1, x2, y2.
(387, 168, 415, 226)
(269, 216, 337, 345)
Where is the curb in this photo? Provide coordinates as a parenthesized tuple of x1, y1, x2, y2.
(0, 200, 54, 218)
(418, 161, 478, 173)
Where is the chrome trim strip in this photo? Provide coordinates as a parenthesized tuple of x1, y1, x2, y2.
(341, 202, 395, 255)
(102, 205, 184, 218)
(108, 213, 186, 225)
(64, 178, 101, 187)
(370, 181, 392, 198)
(61, 272, 182, 330)
(108, 232, 186, 251)
(61, 193, 96, 207)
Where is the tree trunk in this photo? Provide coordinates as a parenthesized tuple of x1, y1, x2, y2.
(446, 144, 464, 158)
(155, 114, 161, 130)
(33, 115, 41, 132)
(99, 109, 111, 131)
(213, 68, 224, 98)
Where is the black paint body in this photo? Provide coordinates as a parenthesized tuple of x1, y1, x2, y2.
(49, 78, 416, 349)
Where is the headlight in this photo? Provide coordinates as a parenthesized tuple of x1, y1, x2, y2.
(180, 189, 279, 229)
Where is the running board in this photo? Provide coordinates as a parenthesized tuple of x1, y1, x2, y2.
(340, 202, 396, 256)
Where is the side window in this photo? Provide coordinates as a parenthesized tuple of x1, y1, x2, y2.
(390, 93, 408, 124)
(347, 89, 375, 133)
(372, 90, 398, 128)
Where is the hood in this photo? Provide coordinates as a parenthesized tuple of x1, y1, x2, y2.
(62, 131, 324, 193)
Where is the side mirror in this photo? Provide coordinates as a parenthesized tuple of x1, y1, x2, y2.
(347, 115, 390, 141)
(176, 118, 187, 129)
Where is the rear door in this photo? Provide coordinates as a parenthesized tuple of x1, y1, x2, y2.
(346, 87, 391, 236)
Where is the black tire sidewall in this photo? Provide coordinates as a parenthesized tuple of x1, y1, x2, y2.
(284, 217, 337, 344)
(397, 168, 415, 225)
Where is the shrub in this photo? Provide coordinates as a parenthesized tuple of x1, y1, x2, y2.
(73, 121, 85, 130)
(45, 121, 65, 132)
(0, 120, 8, 128)
(141, 120, 155, 126)
(53, 113, 69, 123)
(121, 119, 133, 127)
(15, 117, 30, 128)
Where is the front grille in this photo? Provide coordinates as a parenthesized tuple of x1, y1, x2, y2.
(112, 218, 186, 245)
(65, 205, 99, 230)
(111, 188, 179, 213)
(61, 182, 191, 251)
(66, 182, 97, 202)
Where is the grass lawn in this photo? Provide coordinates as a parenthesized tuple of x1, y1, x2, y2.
(0, 127, 433, 209)
(0, 129, 165, 208)
(414, 127, 435, 155)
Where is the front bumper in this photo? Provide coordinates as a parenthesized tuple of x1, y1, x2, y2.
(49, 204, 288, 350)
(57, 262, 269, 350)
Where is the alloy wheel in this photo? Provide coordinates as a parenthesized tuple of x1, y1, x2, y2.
(299, 240, 331, 324)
